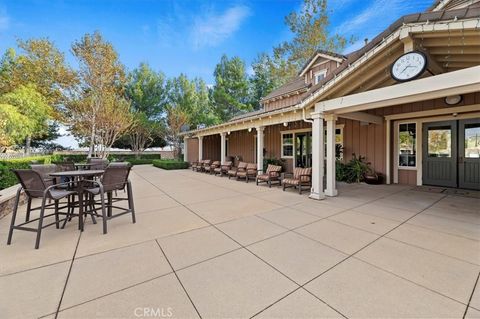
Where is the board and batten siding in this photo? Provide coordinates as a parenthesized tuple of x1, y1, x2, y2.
(186, 138, 199, 163)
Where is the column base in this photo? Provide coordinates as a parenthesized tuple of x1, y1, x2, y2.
(309, 191, 325, 200)
(325, 188, 338, 197)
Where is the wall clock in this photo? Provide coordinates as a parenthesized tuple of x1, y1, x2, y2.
(390, 51, 428, 82)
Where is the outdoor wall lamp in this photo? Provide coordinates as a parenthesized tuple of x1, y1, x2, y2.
(283, 122, 288, 127)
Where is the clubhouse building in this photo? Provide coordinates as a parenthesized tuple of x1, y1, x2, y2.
(183, 0, 480, 199)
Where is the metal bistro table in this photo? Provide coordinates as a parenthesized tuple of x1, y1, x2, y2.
(50, 170, 104, 231)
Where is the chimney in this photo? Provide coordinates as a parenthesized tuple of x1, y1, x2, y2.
(364, 38, 368, 46)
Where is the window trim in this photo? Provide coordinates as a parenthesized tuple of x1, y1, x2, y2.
(281, 132, 294, 158)
(396, 121, 418, 170)
(314, 69, 328, 84)
(280, 125, 344, 161)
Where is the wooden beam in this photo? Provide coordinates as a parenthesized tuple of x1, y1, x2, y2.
(412, 30, 480, 38)
(442, 61, 479, 68)
(422, 36, 480, 47)
(428, 46, 480, 55)
(338, 112, 384, 125)
(420, 49, 445, 75)
(436, 55, 480, 63)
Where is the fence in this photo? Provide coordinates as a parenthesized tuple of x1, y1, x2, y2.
(0, 152, 47, 160)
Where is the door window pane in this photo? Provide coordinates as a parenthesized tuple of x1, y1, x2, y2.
(428, 126, 452, 157)
(399, 123, 416, 167)
(465, 123, 480, 158)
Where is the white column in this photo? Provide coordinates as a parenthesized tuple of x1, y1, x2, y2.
(183, 137, 188, 162)
(325, 114, 338, 197)
(310, 112, 325, 200)
(385, 119, 391, 184)
(220, 132, 226, 165)
(198, 136, 203, 161)
(256, 126, 265, 172)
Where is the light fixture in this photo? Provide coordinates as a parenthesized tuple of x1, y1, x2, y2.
(248, 128, 252, 132)
(227, 131, 231, 135)
(445, 95, 462, 105)
(283, 122, 288, 127)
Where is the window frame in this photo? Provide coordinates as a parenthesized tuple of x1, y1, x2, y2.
(281, 132, 294, 158)
(396, 121, 417, 170)
(314, 69, 328, 84)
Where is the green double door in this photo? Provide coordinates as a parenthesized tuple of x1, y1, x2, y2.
(423, 118, 480, 190)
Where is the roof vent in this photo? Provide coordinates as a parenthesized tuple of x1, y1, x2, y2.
(364, 38, 369, 46)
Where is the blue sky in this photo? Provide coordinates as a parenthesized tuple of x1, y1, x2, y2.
(0, 0, 433, 85)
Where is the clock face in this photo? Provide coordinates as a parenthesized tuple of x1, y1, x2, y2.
(391, 51, 427, 82)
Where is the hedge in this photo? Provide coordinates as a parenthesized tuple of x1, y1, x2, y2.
(152, 159, 189, 170)
(0, 156, 53, 190)
(0, 154, 162, 190)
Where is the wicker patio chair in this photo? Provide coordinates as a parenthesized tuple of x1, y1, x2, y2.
(236, 163, 257, 183)
(256, 164, 282, 188)
(7, 170, 77, 249)
(52, 161, 75, 172)
(227, 161, 247, 179)
(85, 162, 135, 235)
(205, 161, 220, 174)
(214, 161, 232, 176)
(282, 167, 312, 194)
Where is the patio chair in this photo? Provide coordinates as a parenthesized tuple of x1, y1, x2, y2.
(85, 162, 135, 235)
(236, 163, 257, 183)
(7, 170, 77, 249)
(191, 160, 200, 171)
(199, 159, 211, 172)
(31, 164, 57, 187)
(214, 161, 233, 176)
(53, 160, 75, 172)
(256, 164, 282, 188)
(87, 157, 109, 170)
(227, 161, 247, 179)
(204, 161, 220, 174)
(282, 167, 312, 194)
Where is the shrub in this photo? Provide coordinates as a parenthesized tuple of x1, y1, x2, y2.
(0, 156, 53, 190)
(125, 158, 155, 165)
(263, 157, 287, 172)
(336, 153, 372, 183)
(152, 159, 189, 170)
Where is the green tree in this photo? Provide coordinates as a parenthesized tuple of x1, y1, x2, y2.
(166, 74, 218, 130)
(2, 39, 77, 107)
(0, 85, 53, 152)
(125, 63, 166, 153)
(249, 53, 282, 110)
(272, 0, 352, 82)
(0, 104, 31, 152)
(212, 54, 250, 121)
(69, 31, 132, 158)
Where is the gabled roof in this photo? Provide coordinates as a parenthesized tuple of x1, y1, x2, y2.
(297, 5, 480, 109)
(298, 50, 346, 77)
(261, 76, 310, 102)
(429, 0, 480, 11)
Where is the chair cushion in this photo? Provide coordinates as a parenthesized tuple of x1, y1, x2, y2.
(266, 164, 282, 174)
(236, 171, 247, 177)
(282, 178, 300, 186)
(294, 167, 312, 181)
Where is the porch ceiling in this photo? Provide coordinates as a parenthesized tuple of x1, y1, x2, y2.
(316, 65, 480, 115)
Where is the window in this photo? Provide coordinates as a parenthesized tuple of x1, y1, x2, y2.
(314, 70, 327, 84)
(464, 123, 480, 158)
(282, 133, 294, 157)
(398, 123, 416, 167)
(324, 127, 344, 159)
(427, 126, 452, 157)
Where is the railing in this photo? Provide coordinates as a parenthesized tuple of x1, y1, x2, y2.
(0, 152, 47, 160)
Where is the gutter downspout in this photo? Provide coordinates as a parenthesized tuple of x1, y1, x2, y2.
(302, 107, 314, 124)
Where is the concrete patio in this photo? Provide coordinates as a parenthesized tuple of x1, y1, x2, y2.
(1, 164, 479, 319)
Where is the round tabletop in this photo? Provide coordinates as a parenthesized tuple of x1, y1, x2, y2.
(50, 170, 105, 177)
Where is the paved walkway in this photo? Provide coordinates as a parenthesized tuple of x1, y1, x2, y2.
(0, 165, 479, 318)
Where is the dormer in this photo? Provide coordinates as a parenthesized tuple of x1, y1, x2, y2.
(299, 50, 346, 86)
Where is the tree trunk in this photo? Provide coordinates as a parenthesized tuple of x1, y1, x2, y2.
(88, 123, 96, 158)
(25, 136, 31, 155)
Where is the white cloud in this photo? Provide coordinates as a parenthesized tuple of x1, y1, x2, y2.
(191, 5, 251, 49)
(0, 8, 10, 31)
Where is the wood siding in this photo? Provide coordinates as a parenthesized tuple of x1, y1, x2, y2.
(186, 138, 199, 163)
(264, 94, 305, 112)
(226, 130, 256, 163)
(306, 60, 338, 85)
(203, 134, 221, 161)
